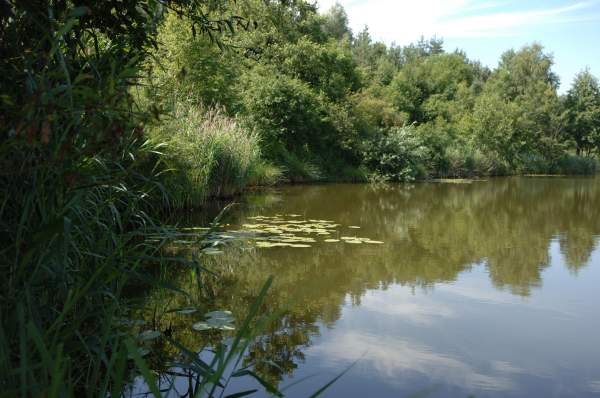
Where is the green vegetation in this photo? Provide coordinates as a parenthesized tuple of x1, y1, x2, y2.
(141, 3, 599, 191)
(148, 104, 267, 208)
(1, 0, 600, 396)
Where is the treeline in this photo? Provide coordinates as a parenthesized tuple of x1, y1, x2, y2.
(140, 1, 600, 199)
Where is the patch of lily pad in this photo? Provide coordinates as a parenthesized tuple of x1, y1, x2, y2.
(174, 213, 384, 252)
(193, 310, 236, 331)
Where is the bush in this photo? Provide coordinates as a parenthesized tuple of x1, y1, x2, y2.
(443, 146, 510, 178)
(471, 150, 510, 176)
(150, 103, 263, 208)
(364, 126, 429, 182)
(444, 146, 475, 178)
(557, 155, 598, 175)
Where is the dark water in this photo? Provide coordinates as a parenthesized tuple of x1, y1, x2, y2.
(156, 177, 600, 397)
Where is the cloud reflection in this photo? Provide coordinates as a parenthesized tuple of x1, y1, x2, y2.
(311, 331, 515, 392)
(359, 287, 455, 326)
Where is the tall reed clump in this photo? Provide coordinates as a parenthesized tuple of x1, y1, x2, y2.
(150, 103, 279, 209)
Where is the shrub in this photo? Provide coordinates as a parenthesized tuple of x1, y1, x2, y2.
(444, 146, 475, 178)
(518, 152, 557, 174)
(471, 150, 510, 176)
(557, 155, 598, 175)
(364, 126, 429, 182)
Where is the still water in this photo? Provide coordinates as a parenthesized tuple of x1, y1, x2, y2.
(162, 177, 600, 397)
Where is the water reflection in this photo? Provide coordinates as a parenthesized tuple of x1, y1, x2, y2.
(144, 177, 600, 397)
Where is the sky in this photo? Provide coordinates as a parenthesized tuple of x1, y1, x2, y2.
(315, 0, 600, 93)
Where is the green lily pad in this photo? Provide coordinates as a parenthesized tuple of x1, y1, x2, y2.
(205, 310, 232, 318)
(206, 318, 236, 330)
(193, 310, 236, 331)
(138, 330, 161, 341)
(202, 248, 223, 255)
(175, 307, 198, 315)
(192, 322, 212, 331)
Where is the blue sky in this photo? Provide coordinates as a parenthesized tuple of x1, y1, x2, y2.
(316, 0, 600, 93)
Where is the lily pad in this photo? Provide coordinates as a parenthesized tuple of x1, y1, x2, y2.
(138, 330, 161, 341)
(192, 322, 212, 331)
(193, 310, 236, 332)
(324, 239, 340, 243)
(206, 318, 236, 330)
(175, 307, 198, 315)
(202, 248, 223, 255)
(205, 310, 233, 318)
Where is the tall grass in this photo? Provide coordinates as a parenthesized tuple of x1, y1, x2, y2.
(0, 134, 172, 396)
(150, 103, 281, 208)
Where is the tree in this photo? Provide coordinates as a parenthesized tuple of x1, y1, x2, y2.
(321, 2, 352, 41)
(270, 37, 360, 101)
(483, 44, 564, 165)
(471, 92, 519, 166)
(144, 13, 239, 110)
(387, 52, 479, 123)
(564, 69, 600, 155)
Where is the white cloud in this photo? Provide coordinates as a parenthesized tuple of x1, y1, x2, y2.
(316, 0, 598, 44)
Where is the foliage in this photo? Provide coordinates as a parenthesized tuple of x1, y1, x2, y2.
(141, 12, 240, 111)
(0, 0, 293, 396)
(320, 2, 352, 41)
(270, 37, 360, 102)
(138, 2, 599, 183)
(238, 65, 361, 177)
(483, 44, 564, 165)
(1, 0, 599, 394)
(364, 126, 429, 182)
(564, 69, 600, 156)
(149, 104, 266, 208)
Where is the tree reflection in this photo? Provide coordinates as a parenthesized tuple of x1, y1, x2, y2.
(141, 177, 600, 390)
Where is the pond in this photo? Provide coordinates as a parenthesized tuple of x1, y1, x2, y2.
(145, 177, 600, 397)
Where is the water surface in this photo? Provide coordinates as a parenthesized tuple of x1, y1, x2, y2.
(170, 177, 600, 397)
